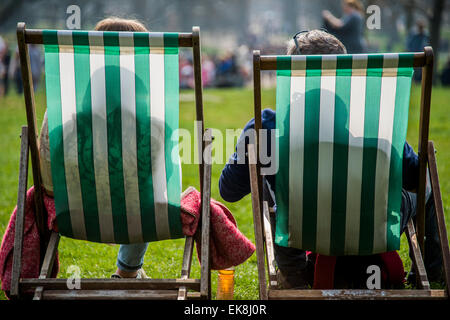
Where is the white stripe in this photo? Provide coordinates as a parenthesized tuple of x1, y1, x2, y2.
(89, 32, 115, 243)
(315, 56, 336, 255)
(373, 54, 398, 253)
(149, 32, 164, 44)
(58, 31, 87, 240)
(57, 30, 73, 46)
(344, 55, 368, 254)
(149, 35, 171, 240)
(119, 34, 143, 243)
(288, 57, 306, 248)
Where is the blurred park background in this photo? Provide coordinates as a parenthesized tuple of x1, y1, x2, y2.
(0, 0, 449, 300)
(1, 0, 450, 92)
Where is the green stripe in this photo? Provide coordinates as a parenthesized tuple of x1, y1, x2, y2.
(329, 56, 352, 255)
(43, 30, 73, 238)
(359, 54, 384, 255)
(103, 33, 129, 243)
(301, 56, 321, 251)
(386, 54, 414, 251)
(72, 32, 101, 242)
(42, 30, 59, 45)
(274, 56, 291, 247)
(163, 33, 183, 238)
(134, 34, 158, 242)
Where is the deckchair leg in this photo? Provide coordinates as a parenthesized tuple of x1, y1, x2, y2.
(200, 129, 212, 299)
(427, 141, 450, 297)
(33, 231, 60, 300)
(177, 236, 194, 300)
(10, 126, 29, 299)
(248, 144, 268, 300)
(406, 219, 430, 289)
(262, 201, 277, 289)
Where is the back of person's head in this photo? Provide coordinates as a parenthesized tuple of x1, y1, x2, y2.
(416, 20, 426, 33)
(343, 0, 364, 14)
(287, 29, 347, 55)
(94, 16, 148, 32)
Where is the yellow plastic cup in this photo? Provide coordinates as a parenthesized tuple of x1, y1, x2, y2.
(216, 267, 235, 300)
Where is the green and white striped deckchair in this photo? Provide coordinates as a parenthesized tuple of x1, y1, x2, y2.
(250, 48, 449, 300)
(274, 53, 414, 256)
(43, 29, 183, 244)
(12, 23, 212, 300)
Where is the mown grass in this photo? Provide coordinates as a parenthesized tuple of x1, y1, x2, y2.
(0, 84, 448, 300)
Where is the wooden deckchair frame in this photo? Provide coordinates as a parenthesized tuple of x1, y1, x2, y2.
(10, 22, 212, 300)
(249, 47, 449, 300)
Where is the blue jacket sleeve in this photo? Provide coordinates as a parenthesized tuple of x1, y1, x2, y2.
(219, 122, 253, 202)
(219, 108, 276, 202)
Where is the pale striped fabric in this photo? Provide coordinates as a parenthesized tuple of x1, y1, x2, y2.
(274, 53, 414, 256)
(43, 30, 182, 244)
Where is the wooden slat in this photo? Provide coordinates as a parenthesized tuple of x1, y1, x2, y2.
(38, 232, 60, 279)
(428, 141, 450, 297)
(252, 50, 263, 213)
(416, 46, 434, 253)
(17, 23, 47, 240)
(10, 126, 29, 299)
(23, 28, 193, 47)
(200, 128, 212, 300)
(33, 231, 60, 300)
(263, 201, 277, 289)
(268, 289, 447, 300)
(248, 144, 268, 300)
(259, 52, 427, 70)
(406, 219, 430, 289)
(192, 26, 205, 195)
(42, 290, 179, 300)
(177, 236, 195, 300)
(20, 278, 200, 291)
(41, 290, 202, 300)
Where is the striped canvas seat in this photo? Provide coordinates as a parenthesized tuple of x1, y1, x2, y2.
(274, 53, 414, 256)
(43, 30, 182, 244)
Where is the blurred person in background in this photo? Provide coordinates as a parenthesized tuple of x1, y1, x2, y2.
(201, 54, 216, 88)
(0, 36, 6, 96)
(179, 53, 194, 89)
(9, 44, 43, 94)
(1, 41, 11, 96)
(214, 51, 244, 88)
(29, 44, 43, 91)
(407, 20, 429, 83)
(9, 48, 23, 94)
(440, 57, 450, 86)
(322, 0, 366, 53)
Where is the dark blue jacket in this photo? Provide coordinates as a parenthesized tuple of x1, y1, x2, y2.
(219, 108, 419, 202)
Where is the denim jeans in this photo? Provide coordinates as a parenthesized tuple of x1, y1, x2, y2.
(116, 242, 149, 272)
(270, 184, 442, 274)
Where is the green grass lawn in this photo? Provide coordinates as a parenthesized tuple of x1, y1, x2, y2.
(0, 84, 449, 300)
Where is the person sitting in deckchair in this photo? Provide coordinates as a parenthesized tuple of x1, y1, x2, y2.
(39, 17, 152, 279)
(219, 30, 443, 288)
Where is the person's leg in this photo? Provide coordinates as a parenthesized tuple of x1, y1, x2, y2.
(270, 213, 310, 288)
(115, 243, 149, 278)
(400, 185, 443, 282)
